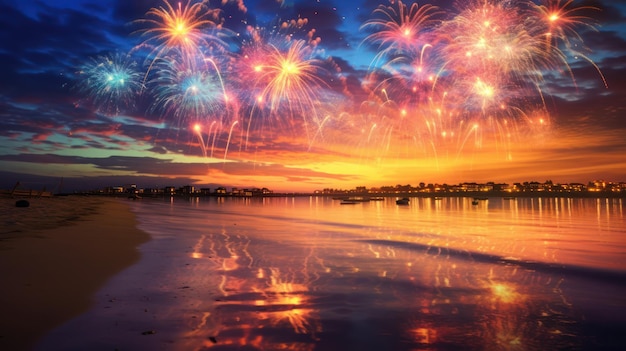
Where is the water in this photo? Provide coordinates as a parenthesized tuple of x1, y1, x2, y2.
(38, 196, 626, 350)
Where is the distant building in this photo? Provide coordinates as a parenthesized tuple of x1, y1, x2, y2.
(355, 186, 367, 193)
(569, 183, 586, 192)
(144, 188, 161, 195)
(181, 185, 195, 195)
(459, 183, 480, 192)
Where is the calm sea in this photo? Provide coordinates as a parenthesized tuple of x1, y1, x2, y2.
(38, 196, 626, 351)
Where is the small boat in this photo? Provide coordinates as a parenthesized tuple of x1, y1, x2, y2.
(2, 182, 53, 198)
(471, 199, 479, 205)
(340, 199, 358, 205)
(396, 197, 410, 205)
(348, 197, 371, 202)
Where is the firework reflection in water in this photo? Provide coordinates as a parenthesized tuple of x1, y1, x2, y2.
(35, 197, 626, 350)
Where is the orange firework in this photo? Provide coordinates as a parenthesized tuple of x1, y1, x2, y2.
(530, 0, 600, 51)
(529, 0, 607, 88)
(246, 39, 328, 137)
(133, 0, 223, 63)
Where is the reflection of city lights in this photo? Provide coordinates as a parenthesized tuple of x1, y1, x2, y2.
(410, 327, 437, 344)
(491, 283, 519, 303)
(191, 234, 205, 258)
(497, 332, 522, 347)
(222, 256, 239, 271)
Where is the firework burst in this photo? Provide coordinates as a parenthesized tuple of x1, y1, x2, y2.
(528, 0, 608, 88)
(361, 0, 442, 66)
(354, 0, 603, 161)
(148, 51, 229, 125)
(133, 0, 226, 77)
(73, 0, 604, 164)
(530, 0, 599, 51)
(253, 40, 325, 115)
(76, 53, 142, 115)
(233, 22, 331, 144)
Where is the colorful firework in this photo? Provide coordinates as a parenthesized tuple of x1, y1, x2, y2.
(133, 0, 226, 77)
(528, 0, 608, 88)
(530, 0, 600, 51)
(76, 53, 142, 115)
(233, 22, 331, 145)
(252, 40, 325, 116)
(148, 51, 230, 125)
(73, 0, 604, 163)
(352, 0, 602, 162)
(360, 0, 442, 66)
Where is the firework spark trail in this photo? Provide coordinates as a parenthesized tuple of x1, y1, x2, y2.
(355, 0, 605, 161)
(193, 123, 208, 158)
(360, 1, 443, 68)
(75, 0, 605, 163)
(256, 40, 326, 122)
(531, 0, 599, 51)
(76, 53, 142, 115)
(529, 0, 608, 88)
(234, 20, 330, 147)
(148, 51, 228, 125)
(132, 0, 225, 82)
(224, 120, 239, 161)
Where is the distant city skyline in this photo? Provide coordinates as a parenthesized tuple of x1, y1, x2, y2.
(1, 1, 625, 192)
(61, 178, 625, 197)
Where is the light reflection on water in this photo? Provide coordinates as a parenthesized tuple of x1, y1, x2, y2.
(38, 196, 626, 350)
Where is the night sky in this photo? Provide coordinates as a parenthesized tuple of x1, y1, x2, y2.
(1, 0, 625, 193)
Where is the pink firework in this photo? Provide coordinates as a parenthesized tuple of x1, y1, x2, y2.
(361, 0, 442, 65)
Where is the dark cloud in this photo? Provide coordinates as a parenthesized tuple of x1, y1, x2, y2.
(0, 151, 354, 192)
(111, 0, 162, 24)
(0, 169, 202, 193)
(289, 2, 348, 50)
(0, 2, 121, 60)
(0, 1, 132, 108)
(588, 33, 626, 67)
(587, 1, 626, 24)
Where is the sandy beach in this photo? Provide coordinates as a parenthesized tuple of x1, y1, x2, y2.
(0, 196, 150, 350)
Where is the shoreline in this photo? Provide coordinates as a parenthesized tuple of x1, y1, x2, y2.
(0, 196, 150, 350)
(73, 190, 626, 199)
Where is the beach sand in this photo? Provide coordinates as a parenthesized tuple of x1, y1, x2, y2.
(0, 196, 150, 350)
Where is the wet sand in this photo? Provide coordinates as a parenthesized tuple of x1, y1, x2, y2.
(0, 196, 150, 350)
